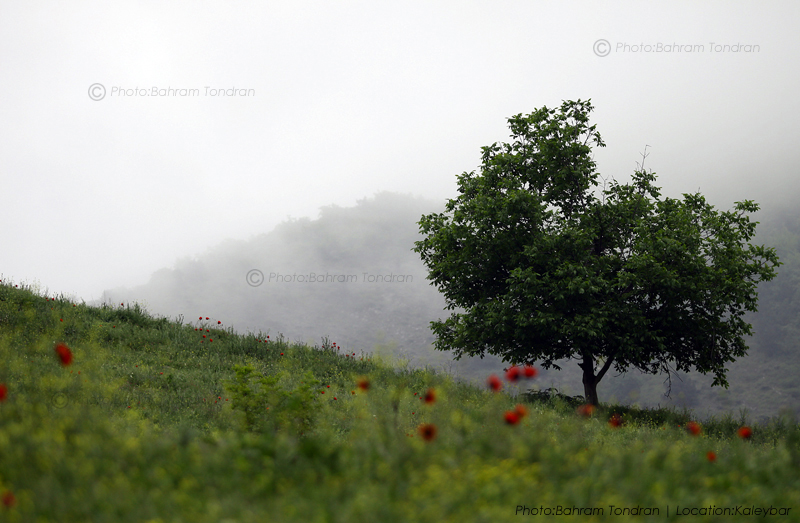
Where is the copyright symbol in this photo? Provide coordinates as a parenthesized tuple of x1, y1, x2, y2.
(246, 269, 264, 287)
(52, 391, 69, 409)
(88, 83, 106, 101)
(593, 39, 611, 57)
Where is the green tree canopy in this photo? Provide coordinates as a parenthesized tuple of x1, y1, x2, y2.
(413, 99, 782, 405)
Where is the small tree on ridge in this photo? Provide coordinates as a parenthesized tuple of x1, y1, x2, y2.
(413, 99, 782, 405)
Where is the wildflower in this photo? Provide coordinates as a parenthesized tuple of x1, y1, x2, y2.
(738, 426, 752, 439)
(2, 491, 16, 507)
(55, 342, 73, 366)
(505, 366, 521, 382)
(686, 421, 702, 436)
(608, 414, 622, 428)
(706, 451, 717, 462)
(514, 404, 528, 419)
(577, 404, 595, 417)
(423, 388, 436, 404)
(487, 374, 502, 392)
(418, 423, 437, 441)
(504, 411, 520, 425)
(0, 383, 7, 402)
(357, 379, 370, 391)
(523, 365, 538, 378)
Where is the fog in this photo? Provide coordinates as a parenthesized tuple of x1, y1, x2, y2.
(2, 2, 799, 420)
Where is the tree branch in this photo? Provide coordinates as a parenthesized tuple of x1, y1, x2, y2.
(596, 353, 616, 382)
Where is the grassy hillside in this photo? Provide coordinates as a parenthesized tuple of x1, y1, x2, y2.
(96, 192, 800, 422)
(1, 279, 799, 522)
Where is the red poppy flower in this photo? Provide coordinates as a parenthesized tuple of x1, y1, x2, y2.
(487, 374, 502, 392)
(737, 426, 752, 439)
(686, 421, 702, 436)
(706, 451, 717, 462)
(55, 342, 73, 366)
(504, 411, 520, 425)
(418, 423, 437, 441)
(0, 383, 7, 402)
(357, 379, 370, 391)
(514, 404, 528, 419)
(523, 365, 538, 378)
(423, 388, 436, 404)
(577, 404, 595, 417)
(2, 491, 15, 507)
(505, 366, 521, 382)
(608, 414, 622, 428)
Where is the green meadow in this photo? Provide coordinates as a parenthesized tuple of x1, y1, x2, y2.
(0, 279, 798, 522)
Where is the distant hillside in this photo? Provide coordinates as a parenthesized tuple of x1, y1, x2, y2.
(98, 191, 800, 421)
(98, 192, 509, 381)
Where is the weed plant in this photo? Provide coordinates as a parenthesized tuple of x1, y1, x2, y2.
(0, 279, 798, 521)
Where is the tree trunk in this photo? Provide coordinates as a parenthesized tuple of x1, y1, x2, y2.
(580, 351, 616, 406)
(581, 364, 600, 406)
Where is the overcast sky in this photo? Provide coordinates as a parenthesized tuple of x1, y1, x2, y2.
(2, 1, 798, 303)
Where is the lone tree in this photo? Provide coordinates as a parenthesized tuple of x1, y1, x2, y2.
(413, 99, 782, 406)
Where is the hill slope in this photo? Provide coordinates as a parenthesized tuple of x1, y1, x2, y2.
(96, 191, 800, 421)
(1, 280, 799, 521)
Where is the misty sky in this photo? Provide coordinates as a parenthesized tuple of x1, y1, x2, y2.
(2, 1, 798, 303)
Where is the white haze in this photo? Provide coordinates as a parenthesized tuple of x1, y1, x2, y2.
(1, 1, 797, 300)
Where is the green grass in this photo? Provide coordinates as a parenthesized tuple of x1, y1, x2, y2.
(0, 279, 798, 522)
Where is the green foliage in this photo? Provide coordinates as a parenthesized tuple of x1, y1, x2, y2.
(414, 99, 783, 405)
(223, 365, 320, 436)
